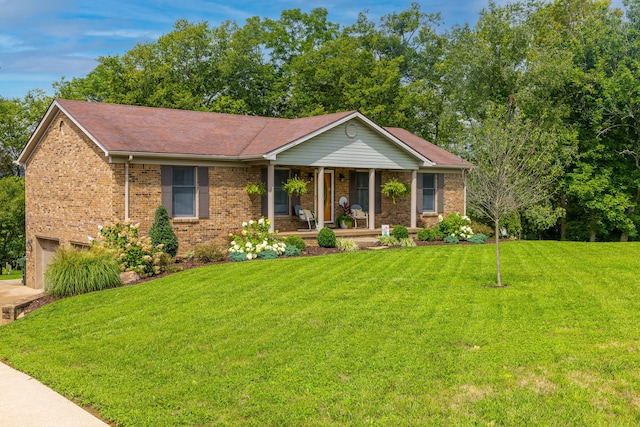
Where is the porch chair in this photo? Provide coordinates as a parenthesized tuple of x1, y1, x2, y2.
(294, 205, 316, 231)
(350, 204, 369, 229)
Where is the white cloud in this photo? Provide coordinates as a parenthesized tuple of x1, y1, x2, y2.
(0, 35, 36, 53)
(85, 29, 161, 39)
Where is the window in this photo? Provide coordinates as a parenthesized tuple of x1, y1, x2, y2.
(422, 173, 436, 212)
(172, 166, 196, 217)
(354, 172, 369, 211)
(274, 169, 290, 215)
(161, 166, 209, 219)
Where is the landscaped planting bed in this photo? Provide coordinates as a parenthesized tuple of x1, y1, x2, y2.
(1, 241, 640, 426)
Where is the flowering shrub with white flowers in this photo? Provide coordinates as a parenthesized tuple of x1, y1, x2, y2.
(92, 219, 170, 277)
(436, 212, 474, 241)
(228, 217, 287, 260)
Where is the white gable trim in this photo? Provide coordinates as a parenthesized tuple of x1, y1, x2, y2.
(265, 111, 435, 167)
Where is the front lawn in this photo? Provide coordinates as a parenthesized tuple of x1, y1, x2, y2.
(1, 241, 639, 426)
(0, 270, 22, 280)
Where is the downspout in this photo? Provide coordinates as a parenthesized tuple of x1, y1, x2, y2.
(462, 169, 467, 216)
(125, 155, 133, 220)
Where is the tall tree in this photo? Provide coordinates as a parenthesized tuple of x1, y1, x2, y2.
(0, 176, 25, 271)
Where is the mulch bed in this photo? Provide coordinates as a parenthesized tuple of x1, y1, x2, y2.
(20, 238, 483, 317)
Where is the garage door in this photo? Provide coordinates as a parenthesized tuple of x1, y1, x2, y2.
(36, 238, 59, 290)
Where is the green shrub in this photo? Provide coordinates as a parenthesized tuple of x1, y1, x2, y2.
(468, 233, 488, 244)
(317, 227, 336, 248)
(45, 246, 121, 297)
(257, 249, 279, 260)
(377, 236, 400, 246)
(192, 242, 226, 263)
(399, 237, 417, 247)
(391, 224, 409, 239)
(283, 246, 301, 257)
(284, 235, 306, 252)
(229, 251, 248, 262)
(417, 227, 438, 242)
(470, 221, 494, 238)
(336, 238, 359, 252)
(444, 234, 459, 244)
(437, 213, 474, 240)
(149, 206, 179, 257)
(229, 218, 286, 259)
(94, 219, 169, 277)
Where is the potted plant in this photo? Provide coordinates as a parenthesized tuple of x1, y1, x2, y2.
(381, 178, 410, 204)
(244, 181, 266, 196)
(282, 176, 309, 196)
(337, 200, 354, 228)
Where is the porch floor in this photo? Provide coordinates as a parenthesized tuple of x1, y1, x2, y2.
(279, 226, 421, 244)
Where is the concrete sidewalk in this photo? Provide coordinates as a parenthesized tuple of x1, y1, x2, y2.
(0, 362, 110, 426)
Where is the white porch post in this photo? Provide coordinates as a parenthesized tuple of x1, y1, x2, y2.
(368, 168, 375, 230)
(267, 164, 275, 232)
(410, 170, 417, 228)
(462, 169, 467, 216)
(317, 167, 325, 229)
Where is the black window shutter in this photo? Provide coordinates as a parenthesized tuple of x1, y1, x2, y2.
(290, 169, 301, 215)
(375, 171, 382, 215)
(349, 171, 356, 204)
(161, 165, 173, 218)
(437, 173, 445, 214)
(416, 172, 423, 214)
(198, 167, 209, 219)
(261, 167, 268, 217)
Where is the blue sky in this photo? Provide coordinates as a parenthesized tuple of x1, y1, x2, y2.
(0, 0, 624, 100)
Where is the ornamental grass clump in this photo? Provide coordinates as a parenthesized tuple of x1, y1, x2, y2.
(336, 238, 359, 252)
(45, 246, 121, 297)
(228, 217, 286, 260)
(399, 237, 417, 247)
(93, 219, 169, 277)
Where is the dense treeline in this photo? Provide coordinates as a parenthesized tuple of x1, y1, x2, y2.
(2, 0, 640, 241)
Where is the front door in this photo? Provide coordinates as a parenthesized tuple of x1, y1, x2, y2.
(315, 170, 334, 223)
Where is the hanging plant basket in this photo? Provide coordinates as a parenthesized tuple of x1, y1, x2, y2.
(282, 176, 309, 196)
(381, 178, 410, 204)
(244, 182, 266, 196)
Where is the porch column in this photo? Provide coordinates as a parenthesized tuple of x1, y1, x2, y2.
(317, 167, 325, 229)
(410, 170, 417, 228)
(462, 169, 467, 216)
(368, 168, 375, 230)
(267, 164, 275, 232)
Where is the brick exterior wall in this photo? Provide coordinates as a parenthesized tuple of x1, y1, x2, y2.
(24, 111, 117, 288)
(23, 114, 467, 288)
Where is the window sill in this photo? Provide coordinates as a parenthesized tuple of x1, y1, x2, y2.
(172, 217, 199, 224)
(421, 212, 438, 216)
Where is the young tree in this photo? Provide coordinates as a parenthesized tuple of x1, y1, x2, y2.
(467, 105, 562, 286)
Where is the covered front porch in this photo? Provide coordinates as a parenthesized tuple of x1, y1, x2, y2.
(279, 226, 422, 245)
(264, 165, 423, 232)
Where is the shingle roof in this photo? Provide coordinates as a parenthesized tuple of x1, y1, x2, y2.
(29, 99, 469, 168)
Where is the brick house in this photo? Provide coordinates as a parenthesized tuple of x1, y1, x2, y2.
(17, 99, 471, 289)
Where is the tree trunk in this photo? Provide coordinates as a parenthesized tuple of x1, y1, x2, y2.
(589, 211, 597, 242)
(620, 188, 639, 242)
(495, 220, 502, 287)
(559, 193, 567, 240)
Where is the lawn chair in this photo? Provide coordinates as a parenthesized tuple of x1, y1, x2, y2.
(350, 204, 369, 229)
(294, 205, 316, 230)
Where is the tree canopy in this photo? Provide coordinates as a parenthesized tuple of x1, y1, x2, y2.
(3, 0, 640, 241)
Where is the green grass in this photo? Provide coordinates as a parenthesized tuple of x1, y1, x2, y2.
(1, 241, 640, 426)
(0, 270, 22, 280)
